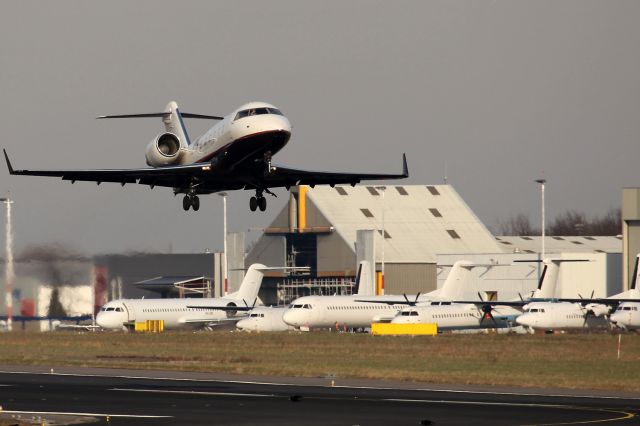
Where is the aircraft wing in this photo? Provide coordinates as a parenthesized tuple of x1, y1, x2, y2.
(4, 149, 408, 192)
(186, 305, 255, 311)
(4, 149, 208, 187)
(183, 317, 246, 325)
(264, 153, 409, 188)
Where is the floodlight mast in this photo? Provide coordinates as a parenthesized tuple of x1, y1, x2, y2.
(218, 193, 228, 296)
(375, 186, 386, 295)
(0, 198, 14, 332)
(535, 179, 546, 261)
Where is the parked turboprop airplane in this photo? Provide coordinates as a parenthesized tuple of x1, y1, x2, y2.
(390, 259, 562, 331)
(515, 255, 640, 331)
(235, 261, 373, 332)
(609, 302, 640, 330)
(96, 263, 267, 330)
(235, 306, 293, 332)
(282, 260, 474, 330)
(3, 101, 408, 212)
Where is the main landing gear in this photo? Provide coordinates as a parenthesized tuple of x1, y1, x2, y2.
(250, 191, 267, 212)
(183, 193, 200, 211)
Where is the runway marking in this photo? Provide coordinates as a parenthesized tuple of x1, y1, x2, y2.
(110, 388, 275, 398)
(0, 369, 637, 402)
(387, 399, 636, 425)
(0, 410, 172, 419)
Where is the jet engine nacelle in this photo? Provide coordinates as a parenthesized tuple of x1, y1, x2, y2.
(145, 132, 182, 167)
(584, 303, 611, 317)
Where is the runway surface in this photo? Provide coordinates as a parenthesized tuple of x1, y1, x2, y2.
(0, 366, 637, 425)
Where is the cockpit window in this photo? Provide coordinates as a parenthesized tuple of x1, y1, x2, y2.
(234, 107, 283, 121)
(115, 307, 123, 312)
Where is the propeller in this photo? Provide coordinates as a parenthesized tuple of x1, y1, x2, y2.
(477, 292, 498, 327)
(402, 292, 422, 306)
(243, 298, 258, 310)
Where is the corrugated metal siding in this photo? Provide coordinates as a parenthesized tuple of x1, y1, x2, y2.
(383, 263, 436, 294)
(317, 233, 356, 276)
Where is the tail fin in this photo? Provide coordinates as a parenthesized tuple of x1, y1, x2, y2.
(437, 260, 474, 300)
(230, 263, 266, 302)
(532, 261, 557, 299)
(530, 258, 590, 299)
(162, 101, 191, 148)
(96, 101, 224, 148)
(355, 261, 373, 296)
(631, 254, 640, 291)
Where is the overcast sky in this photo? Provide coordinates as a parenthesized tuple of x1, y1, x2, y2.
(1, 1, 639, 255)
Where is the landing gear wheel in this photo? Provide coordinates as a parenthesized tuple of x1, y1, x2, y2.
(192, 196, 200, 211)
(183, 195, 191, 211)
(258, 196, 267, 212)
(249, 196, 258, 212)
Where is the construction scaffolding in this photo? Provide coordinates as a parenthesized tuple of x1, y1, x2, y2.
(276, 277, 355, 305)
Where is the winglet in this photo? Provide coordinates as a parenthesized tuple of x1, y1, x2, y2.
(3, 149, 15, 175)
(402, 153, 409, 178)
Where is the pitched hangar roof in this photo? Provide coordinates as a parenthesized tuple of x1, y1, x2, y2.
(304, 184, 504, 263)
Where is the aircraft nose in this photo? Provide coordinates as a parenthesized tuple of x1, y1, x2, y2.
(96, 312, 108, 328)
(282, 310, 300, 326)
(515, 314, 533, 327)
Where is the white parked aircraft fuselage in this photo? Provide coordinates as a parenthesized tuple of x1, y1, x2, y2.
(96, 297, 249, 330)
(609, 302, 640, 330)
(96, 263, 266, 330)
(391, 303, 520, 330)
(515, 302, 608, 330)
(235, 307, 293, 332)
(283, 295, 411, 329)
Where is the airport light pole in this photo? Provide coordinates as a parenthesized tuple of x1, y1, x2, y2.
(0, 198, 13, 331)
(218, 193, 228, 296)
(376, 186, 386, 295)
(535, 179, 546, 261)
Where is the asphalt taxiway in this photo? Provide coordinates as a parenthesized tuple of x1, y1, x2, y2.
(0, 366, 637, 425)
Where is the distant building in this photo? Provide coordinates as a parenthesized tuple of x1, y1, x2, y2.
(246, 185, 504, 299)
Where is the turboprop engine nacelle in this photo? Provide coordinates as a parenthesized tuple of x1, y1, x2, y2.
(585, 303, 611, 317)
(145, 132, 182, 167)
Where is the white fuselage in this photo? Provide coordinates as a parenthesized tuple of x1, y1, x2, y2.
(96, 297, 251, 330)
(282, 295, 424, 329)
(609, 302, 640, 330)
(235, 307, 293, 332)
(175, 102, 291, 166)
(515, 302, 608, 331)
(391, 302, 520, 330)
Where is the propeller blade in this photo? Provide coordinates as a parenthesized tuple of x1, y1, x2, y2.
(590, 290, 595, 299)
(403, 294, 410, 304)
(477, 292, 484, 302)
(414, 292, 421, 305)
(518, 293, 524, 302)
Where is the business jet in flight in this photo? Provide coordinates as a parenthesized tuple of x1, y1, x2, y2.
(282, 260, 475, 330)
(4, 101, 408, 212)
(515, 255, 640, 331)
(96, 263, 267, 330)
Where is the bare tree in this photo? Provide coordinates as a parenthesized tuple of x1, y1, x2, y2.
(500, 209, 622, 236)
(498, 213, 539, 236)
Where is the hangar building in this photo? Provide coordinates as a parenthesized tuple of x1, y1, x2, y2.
(246, 184, 504, 300)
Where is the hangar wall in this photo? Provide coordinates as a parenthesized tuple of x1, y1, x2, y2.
(623, 188, 640, 290)
(382, 263, 437, 295)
